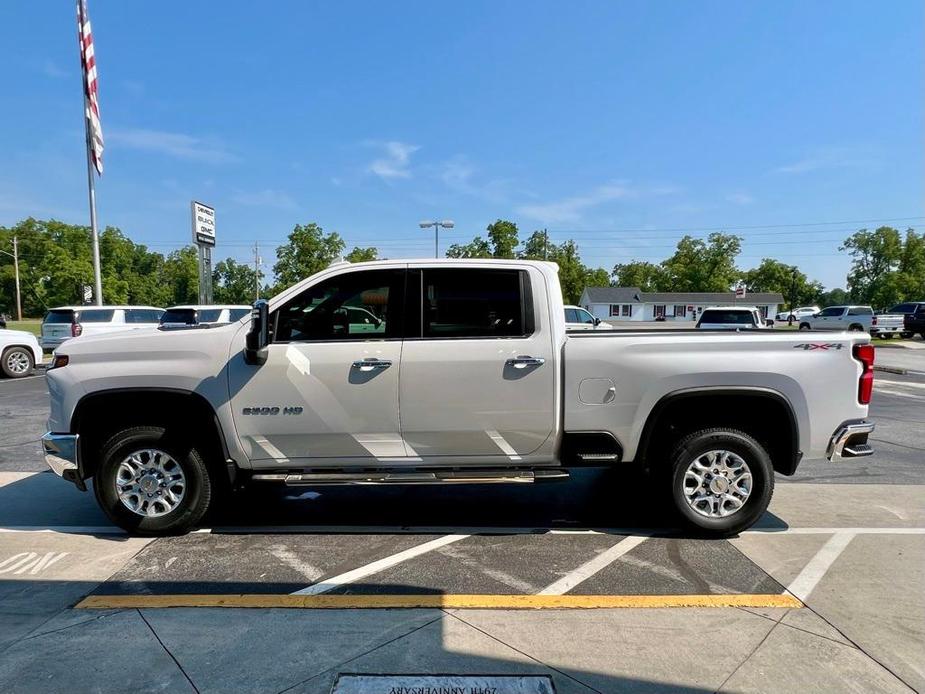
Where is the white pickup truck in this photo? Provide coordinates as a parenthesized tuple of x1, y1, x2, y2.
(42, 259, 876, 536)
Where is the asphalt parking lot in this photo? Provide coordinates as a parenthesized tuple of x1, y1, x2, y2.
(0, 350, 923, 693)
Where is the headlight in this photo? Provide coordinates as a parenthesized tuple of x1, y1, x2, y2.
(49, 354, 69, 370)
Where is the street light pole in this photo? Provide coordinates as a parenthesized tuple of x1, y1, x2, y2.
(1, 241, 23, 321)
(418, 220, 455, 258)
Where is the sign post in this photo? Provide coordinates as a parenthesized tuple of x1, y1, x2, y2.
(734, 285, 746, 305)
(191, 201, 216, 305)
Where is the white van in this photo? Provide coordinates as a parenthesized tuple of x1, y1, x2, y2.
(41, 306, 164, 351)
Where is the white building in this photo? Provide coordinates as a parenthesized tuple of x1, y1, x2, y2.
(579, 287, 784, 322)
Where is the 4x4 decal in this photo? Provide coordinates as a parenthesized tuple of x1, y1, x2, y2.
(793, 343, 844, 350)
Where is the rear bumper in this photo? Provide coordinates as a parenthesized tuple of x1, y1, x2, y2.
(41, 432, 85, 489)
(826, 421, 875, 461)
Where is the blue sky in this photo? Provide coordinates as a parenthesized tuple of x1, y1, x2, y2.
(3, 0, 922, 289)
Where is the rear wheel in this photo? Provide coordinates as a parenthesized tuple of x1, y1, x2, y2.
(799, 323, 811, 331)
(1, 346, 34, 378)
(669, 428, 774, 537)
(94, 426, 213, 535)
(849, 324, 864, 332)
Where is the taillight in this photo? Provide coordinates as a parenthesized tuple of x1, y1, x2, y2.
(71, 322, 82, 337)
(853, 343, 874, 404)
(871, 316, 878, 326)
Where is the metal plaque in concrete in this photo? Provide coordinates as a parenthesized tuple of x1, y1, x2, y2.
(331, 674, 556, 694)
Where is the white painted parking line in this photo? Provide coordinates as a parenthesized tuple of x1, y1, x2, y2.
(290, 533, 470, 596)
(876, 379, 925, 389)
(538, 535, 648, 595)
(786, 532, 856, 601)
(872, 387, 922, 399)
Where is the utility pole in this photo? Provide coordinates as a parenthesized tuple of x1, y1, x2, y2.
(543, 228, 548, 260)
(12, 236, 22, 321)
(253, 242, 261, 301)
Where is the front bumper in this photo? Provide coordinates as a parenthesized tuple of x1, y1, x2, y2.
(41, 432, 84, 489)
(826, 421, 875, 461)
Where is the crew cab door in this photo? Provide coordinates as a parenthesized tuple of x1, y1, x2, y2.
(812, 306, 845, 329)
(228, 267, 407, 465)
(398, 267, 556, 460)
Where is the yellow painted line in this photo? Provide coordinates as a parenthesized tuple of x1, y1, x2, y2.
(76, 593, 803, 610)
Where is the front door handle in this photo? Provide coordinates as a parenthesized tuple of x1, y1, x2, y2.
(506, 356, 545, 369)
(352, 358, 392, 372)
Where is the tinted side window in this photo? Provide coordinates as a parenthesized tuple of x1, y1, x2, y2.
(818, 307, 844, 317)
(700, 310, 753, 324)
(273, 269, 403, 342)
(564, 308, 579, 323)
(577, 309, 595, 324)
(847, 307, 872, 316)
(198, 309, 223, 322)
(228, 308, 251, 321)
(422, 269, 525, 339)
(78, 309, 115, 323)
(891, 304, 914, 313)
(44, 310, 75, 324)
(125, 309, 163, 323)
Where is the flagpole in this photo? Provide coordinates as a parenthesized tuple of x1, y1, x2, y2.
(83, 114, 103, 306)
(77, 0, 103, 306)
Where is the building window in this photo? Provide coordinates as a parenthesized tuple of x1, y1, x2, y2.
(622, 304, 631, 317)
(674, 305, 687, 318)
(609, 304, 620, 317)
(653, 305, 666, 318)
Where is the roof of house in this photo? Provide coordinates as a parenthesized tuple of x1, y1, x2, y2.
(582, 287, 784, 304)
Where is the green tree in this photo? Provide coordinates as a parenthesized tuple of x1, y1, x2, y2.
(898, 229, 925, 302)
(661, 233, 742, 292)
(842, 227, 905, 307)
(520, 230, 552, 260)
(345, 246, 379, 263)
(611, 261, 664, 290)
(213, 258, 262, 304)
(818, 287, 849, 307)
(741, 259, 823, 308)
(162, 247, 199, 305)
(486, 219, 519, 258)
(446, 237, 492, 258)
(273, 223, 345, 289)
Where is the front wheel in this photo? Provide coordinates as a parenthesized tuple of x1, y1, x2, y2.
(1, 346, 34, 378)
(669, 428, 774, 537)
(799, 323, 811, 331)
(94, 426, 214, 535)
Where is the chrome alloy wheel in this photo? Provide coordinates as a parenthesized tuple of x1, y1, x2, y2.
(6, 350, 30, 375)
(115, 449, 186, 517)
(682, 450, 753, 518)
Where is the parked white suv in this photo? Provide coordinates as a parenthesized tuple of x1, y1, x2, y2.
(41, 306, 164, 351)
(564, 305, 611, 330)
(0, 329, 42, 378)
(696, 307, 773, 330)
(160, 305, 251, 327)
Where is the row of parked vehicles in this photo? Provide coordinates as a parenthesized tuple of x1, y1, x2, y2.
(0, 304, 251, 380)
(776, 302, 925, 338)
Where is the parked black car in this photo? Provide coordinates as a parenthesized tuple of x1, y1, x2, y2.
(902, 302, 925, 339)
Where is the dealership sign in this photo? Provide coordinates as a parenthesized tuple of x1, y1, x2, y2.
(191, 201, 216, 246)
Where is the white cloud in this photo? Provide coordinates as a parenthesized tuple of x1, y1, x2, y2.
(231, 189, 297, 210)
(42, 60, 67, 78)
(367, 141, 418, 179)
(516, 181, 677, 223)
(438, 156, 512, 203)
(772, 147, 877, 175)
(109, 128, 238, 163)
(726, 192, 754, 205)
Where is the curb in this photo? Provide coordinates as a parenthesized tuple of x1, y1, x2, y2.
(874, 364, 907, 375)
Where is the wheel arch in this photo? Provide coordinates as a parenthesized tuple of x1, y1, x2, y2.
(634, 388, 801, 476)
(71, 388, 235, 485)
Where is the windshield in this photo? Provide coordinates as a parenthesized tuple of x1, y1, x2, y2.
(700, 310, 755, 324)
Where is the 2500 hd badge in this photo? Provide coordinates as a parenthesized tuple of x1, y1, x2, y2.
(241, 406, 303, 415)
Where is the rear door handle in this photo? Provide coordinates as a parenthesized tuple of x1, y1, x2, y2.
(506, 356, 545, 369)
(352, 358, 392, 372)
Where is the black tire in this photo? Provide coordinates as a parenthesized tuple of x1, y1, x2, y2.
(668, 428, 774, 537)
(849, 324, 864, 332)
(94, 426, 213, 535)
(799, 323, 811, 331)
(1, 346, 34, 378)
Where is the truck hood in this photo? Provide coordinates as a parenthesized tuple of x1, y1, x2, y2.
(1, 329, 38, 341)
(57, 323, 238, 360)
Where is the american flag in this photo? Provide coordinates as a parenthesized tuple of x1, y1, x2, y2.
(77, 0, 104, 175)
